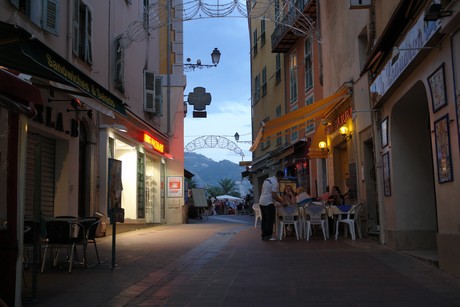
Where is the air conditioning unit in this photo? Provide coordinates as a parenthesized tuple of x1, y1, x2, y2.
(349, 0, 371, 9)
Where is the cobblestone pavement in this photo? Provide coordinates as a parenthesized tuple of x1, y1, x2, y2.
(22, 215, 460, 307)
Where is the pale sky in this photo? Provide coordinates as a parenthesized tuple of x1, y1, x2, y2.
(184, 16, 253, 164)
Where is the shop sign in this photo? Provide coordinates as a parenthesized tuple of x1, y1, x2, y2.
(327, 107, 352, 134)
(370, 15, 439, 104)
(143, 133, 165, 154)
(33, 105, 79, 137)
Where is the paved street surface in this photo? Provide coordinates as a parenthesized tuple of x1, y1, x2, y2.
(22, 215, 460, 306)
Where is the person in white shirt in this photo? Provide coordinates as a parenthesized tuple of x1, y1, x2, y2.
(258, 171, 285, 241)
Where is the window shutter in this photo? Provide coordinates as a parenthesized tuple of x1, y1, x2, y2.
(154, 75, 163, 115)
(72, 0, 80, 56)
(9, 0, 19, 9)
(114, 36, 124, 93)
(85, 7, 92, 64)
(144, 71, 155, 113)
(42, 0, 59, 35)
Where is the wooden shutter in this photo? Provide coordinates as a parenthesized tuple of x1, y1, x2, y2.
(154, 75, 163, 115)
(85, 6, 92, 64)
(72, 0, 80, 56)
(144, 71, 155, 113)
(42, 0, 59, 35)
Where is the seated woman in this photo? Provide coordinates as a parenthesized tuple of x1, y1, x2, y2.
(327, 185, 345, 206)
(282, 185, 296, 206)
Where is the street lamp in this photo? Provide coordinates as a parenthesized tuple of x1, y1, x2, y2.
(234, 132, 252, 144)
(183, 48, 221, 72)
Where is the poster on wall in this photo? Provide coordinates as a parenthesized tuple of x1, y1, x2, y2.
(428, 63, 448, 113)
(167, 176, 183, 197)
(434, 114, 453, 183)
(382, 152, 391, 196)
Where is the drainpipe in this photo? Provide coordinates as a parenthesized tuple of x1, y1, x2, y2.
(372, 109, 385, 244)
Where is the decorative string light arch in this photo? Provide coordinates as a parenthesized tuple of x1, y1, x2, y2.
(120, 0, 318, 48)
(185, 135, 245, 159)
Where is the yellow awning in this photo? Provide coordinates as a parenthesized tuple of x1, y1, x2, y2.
(250, 88, 350, 152)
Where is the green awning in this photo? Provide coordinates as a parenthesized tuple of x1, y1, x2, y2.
(0, 22, 126, 116)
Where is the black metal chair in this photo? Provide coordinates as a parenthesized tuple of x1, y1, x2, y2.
(79, 217, 101, 265)
(41, 219, 86, 273)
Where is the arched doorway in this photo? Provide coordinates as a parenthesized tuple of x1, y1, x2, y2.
(389, 81, 437, 250)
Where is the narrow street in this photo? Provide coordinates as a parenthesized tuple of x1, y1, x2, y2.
(23, 215, 460, 306)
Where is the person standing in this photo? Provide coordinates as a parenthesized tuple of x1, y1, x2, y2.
(258, 171, 285, 241)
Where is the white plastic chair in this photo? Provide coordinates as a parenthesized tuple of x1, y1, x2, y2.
(335, 203, 363, 240)
(252, 203, 262, 228)
(278, 206, 300, 240)
(304, 204, 327, 241)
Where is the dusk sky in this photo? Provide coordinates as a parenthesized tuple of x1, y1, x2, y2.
(183, 15, 252, 164)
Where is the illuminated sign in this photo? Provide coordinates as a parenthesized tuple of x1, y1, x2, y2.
(143, 133, 165, 153)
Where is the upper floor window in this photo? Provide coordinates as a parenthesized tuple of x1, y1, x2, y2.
(260, 19, 266, 47)
(10, 0, 59, 35)
(253, 29, 258, 57)
(262, 67, 267, 97)
(73, 0, 92, 64)
(254, 73, 260, 102)
(290, 52, 298, 102)
(304, 37, 313, 90)
(114, 36, 125, 93)
(275, 53, 281, 84)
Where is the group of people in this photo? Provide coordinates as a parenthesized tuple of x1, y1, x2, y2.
(258, 170, 347, 241)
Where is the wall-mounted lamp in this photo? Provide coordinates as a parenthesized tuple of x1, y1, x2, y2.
(424, 3, 452, 21)
(318, 141, 329, 153)
(99, 124, 128, 133)
(339, 125, 352, 141)
(183, 48, 221, 72)
(49, 98, 93, 118)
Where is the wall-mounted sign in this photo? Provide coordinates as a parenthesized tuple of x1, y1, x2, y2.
(143, 133, 165, 154)
(167, 176, 183, 198)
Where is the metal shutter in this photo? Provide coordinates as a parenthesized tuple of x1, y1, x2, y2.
(25, 133, 56, 219)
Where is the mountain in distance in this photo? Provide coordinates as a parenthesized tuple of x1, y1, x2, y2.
(184, 152, 251, 196)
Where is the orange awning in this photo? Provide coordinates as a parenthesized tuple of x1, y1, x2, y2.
(250, 88, 350, 152)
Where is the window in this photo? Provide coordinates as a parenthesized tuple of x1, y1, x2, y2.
(262, 67, 267, 97)
(143, 0, 151, 29)
(261, 117, 270, 150)
(290, 52, 298, 102)
(291, 126, 298, 141)
(305, 119, 315, 134)
(114, 36, 125, 93)
(10, 0, 59, 35)
(254, 73, 260, 102)
(275, 53, 281, 84)
(305, 37, 313, 90)
(144, 71, 163, 115)
(253, 29, 258, 57)
(274, 0, 280, 21)
(260, 19, 266, 47)
(73, 0, 92, 64)
(276, 105, 282, 145)
(305, 96, 314, 106)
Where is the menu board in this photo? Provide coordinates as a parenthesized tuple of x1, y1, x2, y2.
(191, 188, 208, 207)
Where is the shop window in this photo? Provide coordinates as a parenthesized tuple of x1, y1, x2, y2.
(73, 0, 92, 64)
(137, 152, 145, 219)
(10, 0, 59, 35)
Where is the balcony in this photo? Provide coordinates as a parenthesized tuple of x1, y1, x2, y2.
(271, 0, 316, 53)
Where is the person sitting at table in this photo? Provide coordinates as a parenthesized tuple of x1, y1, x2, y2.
(282, 185, 296, 206)
(296, 187, 311, 204)
(327, 185, 345, 206)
